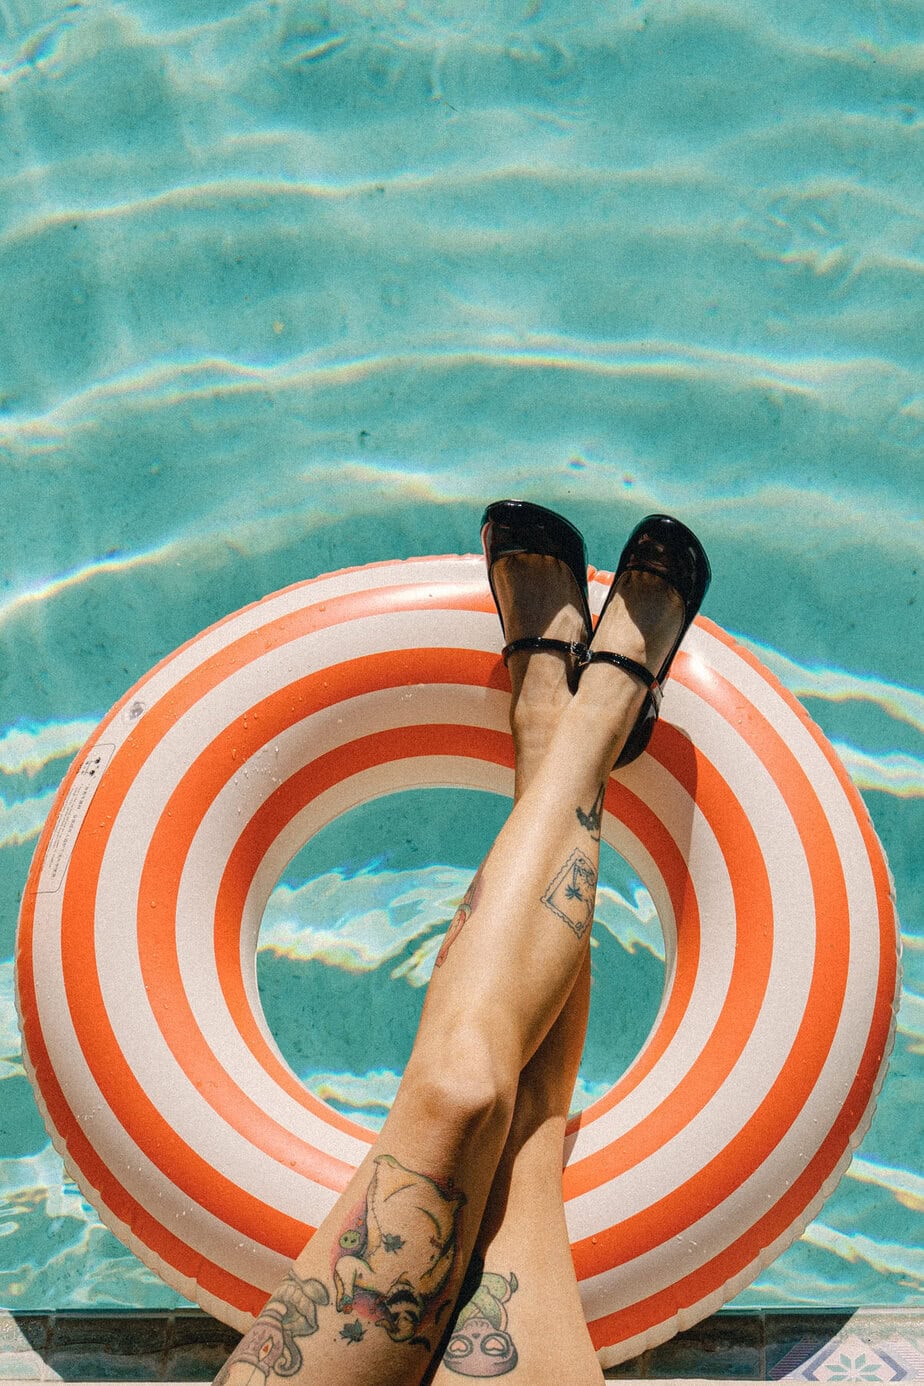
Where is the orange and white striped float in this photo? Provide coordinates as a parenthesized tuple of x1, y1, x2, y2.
(16, 554, 898, 1366)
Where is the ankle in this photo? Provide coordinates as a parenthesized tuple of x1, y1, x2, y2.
(567, 668, 649, 772)
(507, 651, 574, 742)
(511, 726, 556, 795)
(546, 693, 633, 784)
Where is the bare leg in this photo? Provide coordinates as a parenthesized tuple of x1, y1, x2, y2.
(430, 956, 600, 1386)
(429, 576, 605, 1386)
(214, 561, 682, 1386)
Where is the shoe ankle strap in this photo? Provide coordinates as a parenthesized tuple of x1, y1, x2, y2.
(502, 637, 590, 666)
(581, 651, 663, 710)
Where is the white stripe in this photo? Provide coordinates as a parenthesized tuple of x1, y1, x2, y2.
(172, 689, 511, 1148)
(574, 638, 889, 1308)
(102, 557, 490, 728)
(23, 569, 894, 1341)
(90, 646, 504, 1216)
(24, 885, 300, 1289)
(569, 678, 815, 1187)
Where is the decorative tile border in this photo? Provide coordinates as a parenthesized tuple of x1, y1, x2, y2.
(0, 1308, 921, 1381)
(603, 1310, 924, 1381)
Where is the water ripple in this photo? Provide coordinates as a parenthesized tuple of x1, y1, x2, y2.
(0, 962, 23, 1080)
(831, 744, 923, 797)
(3, 338, 917, 430)
(0, 718, 98, 775)
(899, 985, 923, 1056)
(804, 1221, 924, 1290)
(0, 542, 181, 629)
(849, 1156, 924, 1213)
(260, 865, 469, 977)
(0, 788, 54, 847)
(741, 637, 924, 734)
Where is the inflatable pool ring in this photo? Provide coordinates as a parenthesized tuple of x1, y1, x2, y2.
(16, 555, 899, 1366)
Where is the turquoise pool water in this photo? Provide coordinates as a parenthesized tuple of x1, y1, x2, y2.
(0, 0, 921, 1314)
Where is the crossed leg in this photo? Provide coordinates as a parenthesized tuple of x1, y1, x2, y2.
(213, 554, 683, 1386)
(428, 557, 603, 1385)
(428, 556, 686, 1385)
(429, 950, 600, 1386)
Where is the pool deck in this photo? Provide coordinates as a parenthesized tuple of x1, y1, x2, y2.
(0, 1307, 921, 1383)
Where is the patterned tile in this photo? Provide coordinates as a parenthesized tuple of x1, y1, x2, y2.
(0, 1316, 54, 1381)
(766, 1311, 856, 1379)
(790, 1332, 908, 1381)
(768, 1311, 924, 1383)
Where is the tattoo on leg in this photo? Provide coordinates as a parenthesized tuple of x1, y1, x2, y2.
(575, 784, 605, 840)
(214, 1272, 329, 1386)
(444, 1254, 520, 1377)
(332, 1154, 466, 1349)
(435, 868, 482, 967)
(541, 849, 597, 938)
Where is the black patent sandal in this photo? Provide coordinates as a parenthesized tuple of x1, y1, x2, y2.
(585, 514, 712, 768)
(481, 500, 593, 686)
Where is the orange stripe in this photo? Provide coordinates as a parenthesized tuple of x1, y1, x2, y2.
(589, 851, 895, 1355)
(138, 656, 504, 1160)
(16, 898, 270, 1318)
(212, 719, 514, 1132)
(132, 653, 504, 1154)
(22, 576, 496, 913)
(695, 618, 898, 1113)
(61, 669, 503, 1254)
(564, 718, 774, 1211)
(566, 778, 701, 1140)
(141, 655, 488, 1140)
(47, 582, 498, 1292)
(581, 662, 865, 1344)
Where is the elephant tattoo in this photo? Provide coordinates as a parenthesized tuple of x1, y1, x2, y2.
(333, 1154, 466, 1347)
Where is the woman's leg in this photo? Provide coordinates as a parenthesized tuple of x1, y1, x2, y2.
(429, 955, 601, 1386)
(214, 557, 682, 1386)
(428, 591, 607, 1386)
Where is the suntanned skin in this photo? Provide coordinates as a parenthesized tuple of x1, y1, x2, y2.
(213, 554, 684, 1386)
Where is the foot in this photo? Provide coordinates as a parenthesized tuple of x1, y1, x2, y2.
(577, 568, 685, 760)
(491, 553, 588, 761)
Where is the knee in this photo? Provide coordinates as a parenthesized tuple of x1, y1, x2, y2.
(409, 1017, 519, 1146)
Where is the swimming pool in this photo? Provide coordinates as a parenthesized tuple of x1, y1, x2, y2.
(0, 0, 921, 1318)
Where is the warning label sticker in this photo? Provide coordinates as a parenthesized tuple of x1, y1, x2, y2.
(36, 744, 116, 894)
